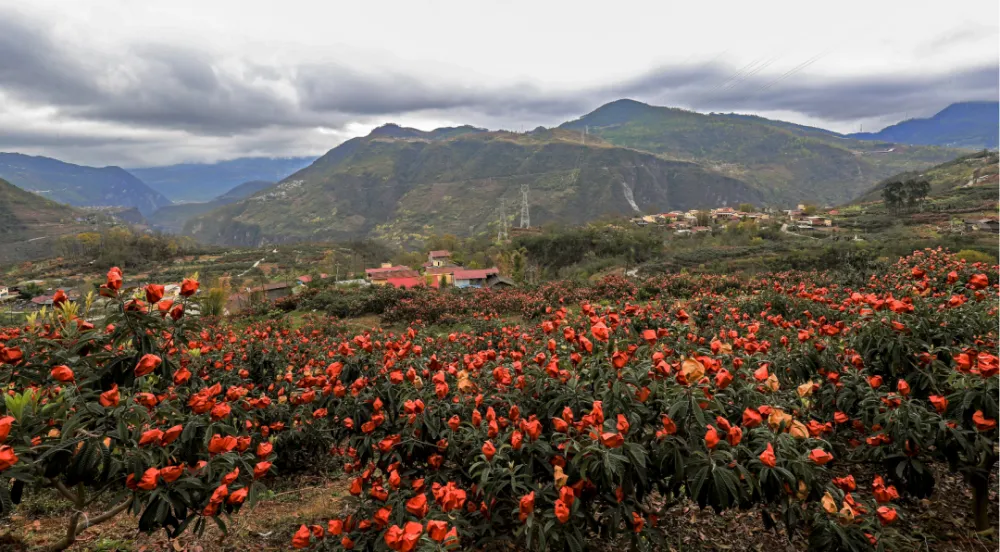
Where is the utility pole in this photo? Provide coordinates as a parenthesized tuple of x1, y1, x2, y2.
(520, 184, 530, 229)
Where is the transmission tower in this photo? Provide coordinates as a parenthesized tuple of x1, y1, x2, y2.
(519, 184, 530, 228)
(497, 197, 509, 242)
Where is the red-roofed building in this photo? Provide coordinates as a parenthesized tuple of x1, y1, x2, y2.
(366, 264, 420, 285)
(296, 274, 329, 285)
(385, 277, 424, 289)
(454, 267, 500, 288)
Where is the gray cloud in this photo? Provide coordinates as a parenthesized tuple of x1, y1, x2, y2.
(0, 6, 996, 166)
(614, 62, 999, 121)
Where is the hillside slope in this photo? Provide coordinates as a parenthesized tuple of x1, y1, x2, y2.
(148, 180, 275, 234)
(0, 153, 171, 215)
(853, 150, 999, 204)
(848, 102, 999, 150)
(131, 157, 316, 202)
(0, 178, 96, 262)
(560, 100, 961, 205)
(185, 129, 762, 246)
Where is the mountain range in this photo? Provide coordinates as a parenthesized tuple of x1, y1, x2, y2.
(848, 102, 998, 150)
(130, 157, 316, 202)
(1, 100, 993, 250)
(182, 100, 973, 246)
(183, 127, 764, 246)
(560, 100, 961, 205)
(0, 153, 171, 216)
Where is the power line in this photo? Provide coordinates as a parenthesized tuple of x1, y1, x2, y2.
(756, 52, 827, 93)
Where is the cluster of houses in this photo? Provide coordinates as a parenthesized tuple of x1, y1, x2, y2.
(0, 281, 93, 308)
(631, 205, 835, 234)
(632, 206, 774, 234)
(784, 206, 834, 229)
(949, 218, 1000, 234)
(222, 250, 514, 314)
(365, 251, 514, 289)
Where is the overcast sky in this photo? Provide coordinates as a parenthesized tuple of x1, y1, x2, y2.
(1, 0, 996, 167)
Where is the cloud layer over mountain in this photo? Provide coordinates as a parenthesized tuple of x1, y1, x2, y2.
(0, 1, 996, 166)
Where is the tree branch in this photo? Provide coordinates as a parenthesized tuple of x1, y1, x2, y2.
(50, 480, 79, 506)
(45, 495, 134, 552)
(75, 495, 134, 532)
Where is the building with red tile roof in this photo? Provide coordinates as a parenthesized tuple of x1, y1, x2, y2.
(385, 277, 425, 289)
(366, 264, 420, 285)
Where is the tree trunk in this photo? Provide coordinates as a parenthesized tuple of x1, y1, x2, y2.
(971, 458, 997, 532)
(46, 496, 133, 552)
(972, 471, 991, 532)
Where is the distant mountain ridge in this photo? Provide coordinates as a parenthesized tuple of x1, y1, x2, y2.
(182, 101, 971, 247)
(848, 102, 998, 150)
(366, 123, 486, 140)
(214, 180, 275, 203)
(130, 156, 316, 202)
(0, 153, 171, 215)
(560, 99, 960, 205)
(148, 180, 275, 234)
(184, 126, 763, 247)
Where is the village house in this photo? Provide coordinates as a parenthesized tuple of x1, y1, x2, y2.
(0, 285, 9, 300)
(364, 255, 515, 290)
(296, 274, 329, 285)
(804, 216, 833, 227)
(225, 281, 296, 313)
(251, 282, 296, 301)
(485, 274, 516, 288)
(424, 266, 459, 287)
(426, 250, 453, 268)
(30, 289, 83, 307)
(366, 264, 421, 286)
(385, 276, 424, 288)
(710, 207, 737, 221)
(964, 218, 1000, 233)
(656, 211, 685, 224)
(453, 268, 500, 289)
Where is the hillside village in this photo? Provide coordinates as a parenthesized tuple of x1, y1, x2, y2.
(631, 205, 835, 234)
